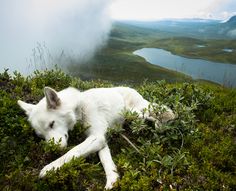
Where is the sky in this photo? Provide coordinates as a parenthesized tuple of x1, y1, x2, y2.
(110, 0, 236, 20)
(1, 0, 236, 74)
(0, 0, 111, 74)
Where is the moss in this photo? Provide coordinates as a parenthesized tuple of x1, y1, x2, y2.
(0, 69, 235, 190)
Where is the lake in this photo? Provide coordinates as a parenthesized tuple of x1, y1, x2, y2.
(134, 48, 236, 87)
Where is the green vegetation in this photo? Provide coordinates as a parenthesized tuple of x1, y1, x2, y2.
(67, 23, 191, 84)
(67, 22, 236, 86)
(1, 69, 235, 190)
(150, 37, 236, 64)
(68, 38, 190, 84)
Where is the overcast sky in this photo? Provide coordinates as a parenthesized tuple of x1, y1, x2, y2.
(110, 0, 236, 20)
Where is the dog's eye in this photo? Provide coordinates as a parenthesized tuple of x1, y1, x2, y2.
(35, 130, 44, 138)
(49, 121, 55, 129)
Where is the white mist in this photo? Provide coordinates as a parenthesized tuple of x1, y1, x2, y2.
(0, 0, 112, 74)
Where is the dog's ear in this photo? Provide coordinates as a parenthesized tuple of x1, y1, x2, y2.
(17, 100, 35, 115)
(44, 87, 61, 109)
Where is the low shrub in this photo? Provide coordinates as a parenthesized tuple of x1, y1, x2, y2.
(0, 69, 235, 190)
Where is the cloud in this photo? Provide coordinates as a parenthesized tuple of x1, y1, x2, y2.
(0, 0, 112, 74)
(200, 0, 236, 19)
(111, 0, 236, 20)
(227, 29, 236, 37)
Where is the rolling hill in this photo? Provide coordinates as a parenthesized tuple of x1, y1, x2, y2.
(66, 20, 236, 85)
(123, 16, 236, 39)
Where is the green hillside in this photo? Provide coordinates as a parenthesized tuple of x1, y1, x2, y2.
(67, 23, 191, 84)
(0, 69, 235, 190)
(66, 22, 236, 86)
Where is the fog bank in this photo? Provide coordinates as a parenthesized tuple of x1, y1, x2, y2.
(0, 0, 112, 74)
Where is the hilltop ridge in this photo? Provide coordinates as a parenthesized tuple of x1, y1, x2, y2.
(226, 15, 236, 24)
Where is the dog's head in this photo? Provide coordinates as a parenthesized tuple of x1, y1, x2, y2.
(18, 87, 77, 148)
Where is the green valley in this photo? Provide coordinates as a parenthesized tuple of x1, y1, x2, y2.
(67, 21, 236, 85)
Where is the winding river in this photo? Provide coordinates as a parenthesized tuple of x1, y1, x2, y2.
(134, 48, 236, 87)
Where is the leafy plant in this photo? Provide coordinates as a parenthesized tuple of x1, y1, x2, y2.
(0, 69, 235, 190)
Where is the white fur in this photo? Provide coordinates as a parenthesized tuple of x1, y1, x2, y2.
(18, 86, 175, 189)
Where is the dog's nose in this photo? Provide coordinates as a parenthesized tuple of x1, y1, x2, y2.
(59, 141, 67, 149)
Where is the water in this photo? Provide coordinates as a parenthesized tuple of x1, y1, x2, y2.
(196, 44, 206, 48)
(134, 48, 236, 87)
(222, 48, 234, 53)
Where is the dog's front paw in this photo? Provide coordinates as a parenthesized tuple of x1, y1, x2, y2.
(105, 172, 119, 190)
(39, 161, 60, 178)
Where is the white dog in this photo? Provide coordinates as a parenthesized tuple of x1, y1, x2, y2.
(18, 86, 175, 189)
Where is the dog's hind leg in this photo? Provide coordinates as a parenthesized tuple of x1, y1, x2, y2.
(131, 99, 156, 121)
(98, 144, 119, 189)
(132, 100, 176, 127)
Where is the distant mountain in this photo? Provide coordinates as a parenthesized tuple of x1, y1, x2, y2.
(120, 17, 236, 39)
(226, 15, 236, 25)
(222, 16, 236, 38)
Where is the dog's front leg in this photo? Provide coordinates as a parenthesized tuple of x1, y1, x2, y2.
(39, 134, 106, 177)
(98, 144, 119, 189)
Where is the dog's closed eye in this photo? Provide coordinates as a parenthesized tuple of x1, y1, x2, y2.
(49, 121, 55, 129)
(35, 130, 44, 138)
